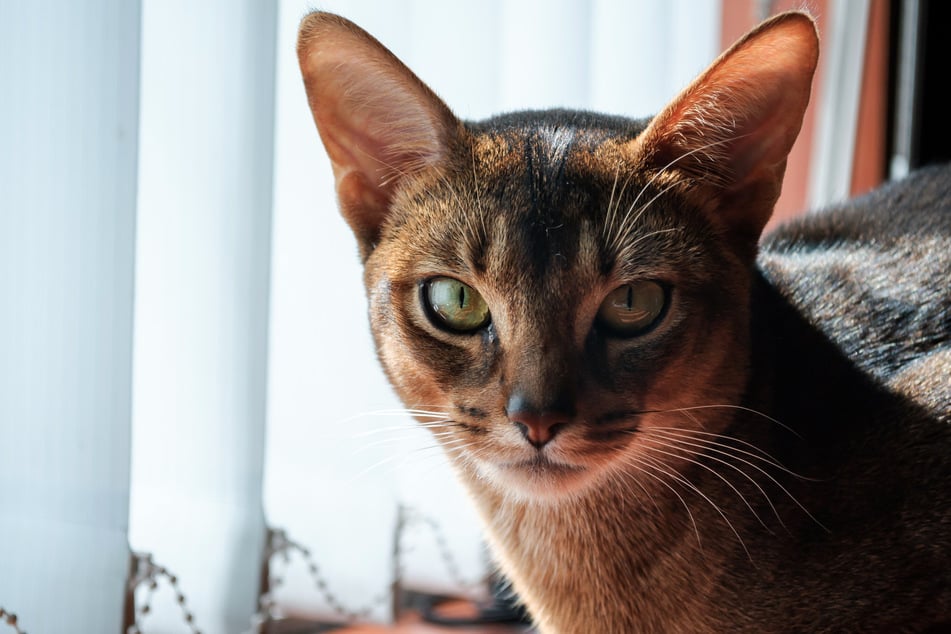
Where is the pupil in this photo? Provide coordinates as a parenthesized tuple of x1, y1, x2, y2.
(458, 285, 467, 309)
(626, 285, 633, 310)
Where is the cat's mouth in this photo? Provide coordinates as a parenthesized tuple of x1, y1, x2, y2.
(499, 455, 587, 476)
(486, 454, 595, 499)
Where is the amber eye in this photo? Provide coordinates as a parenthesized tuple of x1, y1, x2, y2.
(423, 277, 490, 332)
(597, 281, 666, 336)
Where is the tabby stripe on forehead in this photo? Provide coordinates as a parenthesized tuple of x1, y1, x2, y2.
(523, 134, 540, 219)
(463, 209, 489, 274)
(545, 126, 575, 185)
(513, 127, 583, 277)
(524, 127, 576, 210)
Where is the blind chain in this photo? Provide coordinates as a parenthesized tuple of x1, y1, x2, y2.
(0, 608, 25, 634)
(258, 527, 391, 624)
(399, 505, 487, 593)
(252, 504, 487, 629)
(127, 552, 201, 634)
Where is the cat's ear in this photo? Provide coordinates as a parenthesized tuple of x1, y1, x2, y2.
(297, 12, 461, 255)
(629, 11, 819, 247)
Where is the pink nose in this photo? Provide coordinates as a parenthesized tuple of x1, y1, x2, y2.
(507, 394, 570, 449)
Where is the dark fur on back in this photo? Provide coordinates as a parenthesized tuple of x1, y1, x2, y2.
(762, 165, 951, 383)
(729, 169, 951, 629)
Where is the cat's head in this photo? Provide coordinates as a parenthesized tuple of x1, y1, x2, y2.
(298, 13, 818, 501)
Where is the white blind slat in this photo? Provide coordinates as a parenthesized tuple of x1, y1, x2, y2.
(0, 2, 141, 631)
(129, 1, 277, 631)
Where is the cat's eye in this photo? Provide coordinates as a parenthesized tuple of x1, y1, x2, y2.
(597, 281, 666, 336)
(423, 277, 490, 333)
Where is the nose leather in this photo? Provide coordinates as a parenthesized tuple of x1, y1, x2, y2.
(507, 392, 572, 449)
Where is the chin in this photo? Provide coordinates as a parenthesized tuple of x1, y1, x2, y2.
(476, 455, 602, 503)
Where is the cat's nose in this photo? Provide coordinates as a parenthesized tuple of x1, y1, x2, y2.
(506, 393, 571, 449)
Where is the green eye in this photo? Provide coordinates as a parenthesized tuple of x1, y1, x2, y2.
(424, 277, 490, 332)
(597, 281, 666, 336)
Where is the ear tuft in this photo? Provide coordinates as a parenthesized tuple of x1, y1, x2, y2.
(632, 11, 819, 244)
(298, 12, 460, 254)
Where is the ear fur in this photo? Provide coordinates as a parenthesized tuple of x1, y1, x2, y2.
(630, 12, 819, 247)
(297, 12, 461, 256)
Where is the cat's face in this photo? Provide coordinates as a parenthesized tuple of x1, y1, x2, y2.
(298, 12, 818, 501)
(363, 126, 754, 499)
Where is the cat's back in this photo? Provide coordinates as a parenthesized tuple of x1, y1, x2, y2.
(762, 163, 951, 248)
(758, 164, 951, 391)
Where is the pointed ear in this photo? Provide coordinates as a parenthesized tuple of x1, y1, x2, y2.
(297, 12, 461, 256)
(630, 11, 819, 248)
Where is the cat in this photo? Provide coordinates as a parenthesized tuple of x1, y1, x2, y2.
(297, 10, 951, 633)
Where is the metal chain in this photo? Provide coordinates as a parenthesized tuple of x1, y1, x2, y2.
(127, 552, 201, 634)
(252, 505, 488, 629)
(400, 505, 487, 593)
(1, 507, 486, 634)
(260, 527, 391, 623)
(0, 608, 25, 634)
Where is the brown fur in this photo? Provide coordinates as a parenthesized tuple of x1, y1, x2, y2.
(299, 11, 951, 633)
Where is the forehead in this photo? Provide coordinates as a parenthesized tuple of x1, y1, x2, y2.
(469, 114, 634, 187)
(468, 131, 609, 283)
(384, 110, 701, 288)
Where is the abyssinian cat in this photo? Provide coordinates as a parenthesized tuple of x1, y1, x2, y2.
(297, 10, 951, 633)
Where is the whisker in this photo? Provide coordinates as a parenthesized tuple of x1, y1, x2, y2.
(608, 135, 738, 243)
(640, 434, 773, 534)
(436, 436, 479, 450)
(656, 405, 775, 465)
(636, 452, 753, 563)
(642, 431, 782, 532)
(352, 428, 460, 452)
(650, 426, 818, 481)
(351, 442, 460, 482)
(620, 457, 704, 553)
(348, 420, 454, 439)
(603, 159, 624, 242)
(640, 134, 745, 193)
(337, 407, 450, 426)
(611, 181, 681, 254)
(618, 227, 682, 255)
(469, 147, 489, 246)
(649, 428, 827, 533)
(659, 404, 803, 439)
(352, 436, 418, 453)
(348, 453, 408, 483)
(607, 461, 663, 519)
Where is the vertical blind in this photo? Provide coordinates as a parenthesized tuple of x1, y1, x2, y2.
(0, 2, 140, 632)
(128, 1, 276, 631)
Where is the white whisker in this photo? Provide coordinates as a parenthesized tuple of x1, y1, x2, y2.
(660, 404, 802, 439)
(636, 452, 753, 563)
(640, 433, 773, 534)
(650, 426, 818, 481)
(608, 460, 663, 518)
(620, 456, 703, 553)
(611, 182, 681, 254)
(651, 427, 828, 532)
(350, 441, 460, 483)
(349, 420, 452, 439)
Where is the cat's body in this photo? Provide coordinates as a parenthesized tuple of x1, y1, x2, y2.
(298, 11, 951, 633)
(426, 121, 951, 633)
